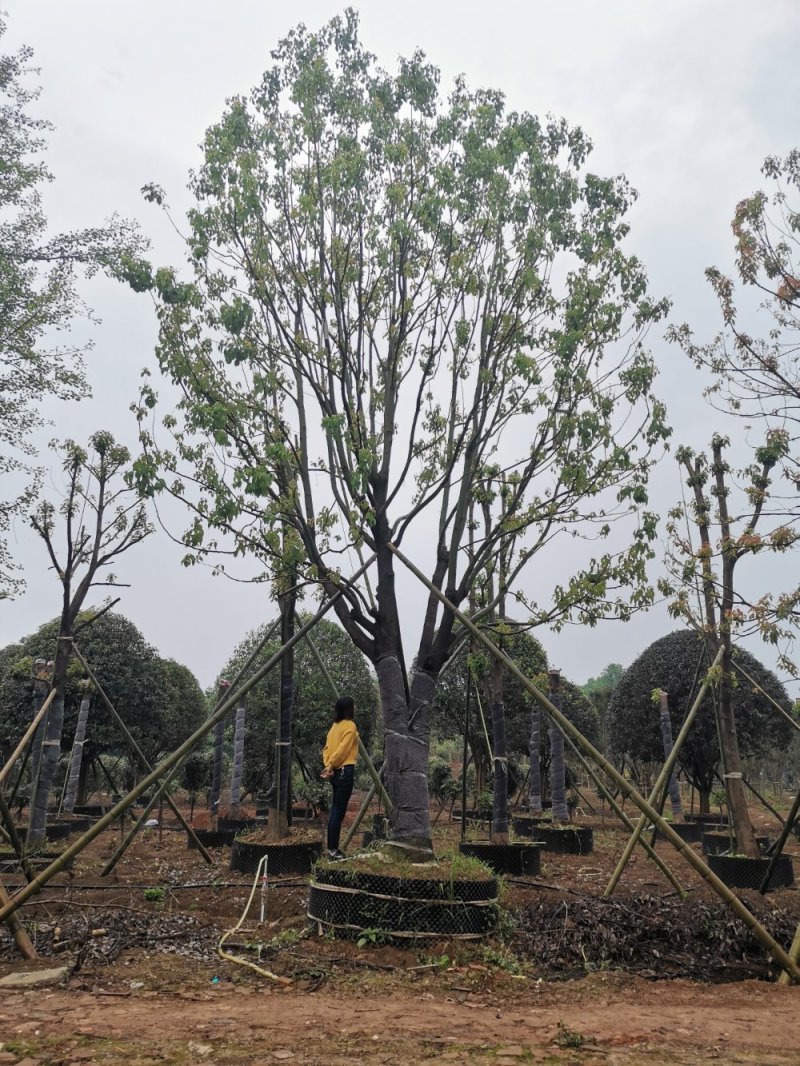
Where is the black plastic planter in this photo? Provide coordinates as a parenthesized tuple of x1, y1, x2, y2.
(230, 838, 323, 875)
(459, 841, 541, 876)
(72, 804, 108, 817)
(530, 824, 594, 854)
(43, 818, 93, 841)
(702, 832, 772, 856)
(217, 818, 256, 833)
(450, 809, 491, 825)
(654, 821, 702, 844)
(187, 827, 237, 849)
(706, 852, 794, 891)
(685, 812, 728, 826)
(308, 864, 499, 939)
(511, 815, 551, 837)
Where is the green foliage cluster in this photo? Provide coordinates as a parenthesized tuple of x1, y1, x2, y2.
(0, 611, 206, 768)
(608, 630, 793, 798)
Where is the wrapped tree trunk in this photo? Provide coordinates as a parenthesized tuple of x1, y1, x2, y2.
(28, 641, 70, 848)
(529, 706, 543, 814)
(27, 660, 50, 803)
(548, 670, 569, 824)
(209, 679, 229, 829)
(378, 656, 434, 859)
(62, 687, 91, 815)
(490, 694, 509, 842)
(658, 690, 683, 821)
(229, 701, 246, 818)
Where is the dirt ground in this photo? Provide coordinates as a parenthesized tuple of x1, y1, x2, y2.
(1, 797, 799, 1065)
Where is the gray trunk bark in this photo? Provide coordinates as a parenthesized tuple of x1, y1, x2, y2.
(28, 662, 49, 804)
(62, 693, 91, 815)
(491, 699, 509, 838)
(529, 706, 542, 814)
(210, 719, 224, 826)
(658, 690, 683, 821)
(229, 702, 246, 814)
(549, 692, 569, 823)
(27, 694, 63, 847)
(377, 656, 433, 850)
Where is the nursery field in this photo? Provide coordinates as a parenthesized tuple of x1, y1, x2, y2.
(1, 795, 800, 1066)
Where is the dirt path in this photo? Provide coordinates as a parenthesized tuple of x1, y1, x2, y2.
(1, 976, 799, 1065)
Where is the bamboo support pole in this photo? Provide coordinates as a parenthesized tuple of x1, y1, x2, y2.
(387, 542, 800, 982)
(759, 781, 800, 894)
(0, 788, 34, 883)
(0, 689, 57, 789)
(342, 784, 377, 850)
(100, 757, 189, 876)
(303, 633, 392, 813)
(731, 660, 800, 735)
(741, 774, 787, 827)
(604, 646, 725, 898)
(558, 722, 684, 895)
(0, 556, 375, 924)
(779, 922, 800, 985)
(71, 645, 214, 866)
(0, 880, 36, 959)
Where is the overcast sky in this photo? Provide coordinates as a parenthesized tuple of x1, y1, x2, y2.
(2, 1, 799, 698)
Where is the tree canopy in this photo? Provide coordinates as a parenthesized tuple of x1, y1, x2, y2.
(608, 629, 793, 802)
(0, 610, 206, 770)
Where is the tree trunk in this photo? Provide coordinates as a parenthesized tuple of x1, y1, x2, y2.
(75, 747, 91, 807)
(229, 701, 246, 817)
(658, 691, 683, 821)
(548, 675, 569, 824)
(718, 646, 759, 857)
(27, 661, 49, 806)
(490, 696, 509, 843)
(268, 588, 295, 841)
(377, 656, 433, 858)
(209, 717, 225, 830)
(62, 692, 91, 815)
(28, 640, 70, 848)
(529, 706, 543, 814)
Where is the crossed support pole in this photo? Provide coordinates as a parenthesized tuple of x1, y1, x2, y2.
(0, 555, 376, 939)
(386, 542, 800, 983)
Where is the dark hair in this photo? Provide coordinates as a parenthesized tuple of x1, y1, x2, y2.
(334, 695, 355, 722)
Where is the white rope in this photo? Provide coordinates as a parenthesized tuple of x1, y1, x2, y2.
(216, 855, 292, 985)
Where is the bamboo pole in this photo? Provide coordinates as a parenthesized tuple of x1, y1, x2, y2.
(0, 555, 376, 924)
(387, 542, 800, 982)
(0, 880, 36, 960)
(557, 720, 685, 895)
(731, 660, 800, 735)
(779, 922, 800, 985)
(0, 689, 57, 789)
(604, 646, 724, 897)
(100, 757, 190, 876)
(71, 645, 214, 866)
(303, 632, 392, 812)
(0, 788, 34, 883)
(759, 781, 800, 894)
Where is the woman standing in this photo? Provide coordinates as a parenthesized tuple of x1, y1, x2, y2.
(321, 695, 358, 860)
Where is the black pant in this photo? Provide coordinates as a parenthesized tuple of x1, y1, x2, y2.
(327, 765, 354, 851)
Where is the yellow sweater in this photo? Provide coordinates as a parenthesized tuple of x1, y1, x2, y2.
(323, 720, 359, 770)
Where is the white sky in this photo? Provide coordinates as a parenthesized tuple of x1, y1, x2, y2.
(2, 1, 799, 698)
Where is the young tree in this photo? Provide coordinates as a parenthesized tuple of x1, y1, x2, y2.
(659, 435, 796, 854)
(128, 11, 668, 856)
(669, 151, 800, 674)
(0, 18, 142, 598)
(24, 432, 151, 844)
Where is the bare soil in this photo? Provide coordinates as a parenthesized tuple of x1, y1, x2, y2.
(1, 795, 799, 1065)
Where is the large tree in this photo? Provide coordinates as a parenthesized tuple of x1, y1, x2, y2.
(128, 11, 668, 855)
(0, 17, 142, 598)
(609, 629, 792, 816)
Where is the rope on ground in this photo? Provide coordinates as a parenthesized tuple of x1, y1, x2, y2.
(216, 855, 292, 985)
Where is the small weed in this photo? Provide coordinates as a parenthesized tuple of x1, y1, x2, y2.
(555, 1020, 585, 1049)
(143, 886, 165, 903)
(481, 945, 524, 975)
(356, 927, 390, 947)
